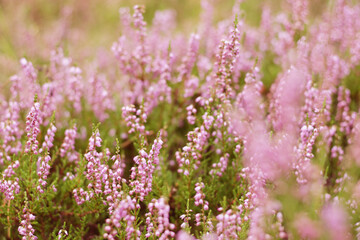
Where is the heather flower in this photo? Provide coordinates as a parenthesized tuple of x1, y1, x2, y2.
(294, 214, 320, 239)
(288, 0, 309, 30)
(40, 85, 57, 125)
(57, 229, 68, 240)
(210, 153, 229, 177)
(10, 58, 40, 109)
(86, 73, 115, 121)
(321, 202, 351, 240)
(193, 182, 212, 232)
(0, 101, 22, 163)
(336, 86, 355, 136)
(60, 124, 78, 162)
(216, 209, 242, 240)
(49, 48, 83, 114)
(177, 111, 214, 176)
(235, 68, 264, 120)
(145, 198, 175, 239)
(104, 195, 140, 240)
(186, 104, 197, 125)
(177, 33, 200, 83)
(349, 118, 360, 166)
(129, 134, 163, 201)
(143, 68, 172, 115)
(2, 160, 20, 178)
(122, 105, 148, 136)
(36, 154, 51, 193)
(25, 102, 41, 154)
(73, 188, 94, 205)
(180, 208, 193, 230)
(176, 230, 195, 240)
(211, 22, 240, 102)
(18, 205, 37, 240)
(0, 177, 20, 200)
(269, 66, 307, 132)
(112, 5, 151, 95)
(39, 123, 57, 154)
(84, 129, 107, 195)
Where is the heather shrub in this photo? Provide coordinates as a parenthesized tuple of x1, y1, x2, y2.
(1, 0, 360, 239)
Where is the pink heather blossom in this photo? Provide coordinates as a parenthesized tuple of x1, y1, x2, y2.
(288, 0, 309, 30)
(177, 33, 200, 83)
(211, 23, 240, 102)
(2, 160, 20, 178)
(295, 123, 319, 184)
(176, 230, 195, 240)
(10, 58, 40, 109)
(145, 198, 175, 239)
(25, 102, 41, 154)
(73, 130, 107, 204)
(39, 123, 57, 154)
(324, 55, 349, 90)
(84, 129, 107, 195)
(269, 66, 307, 132)
(105, 153, 127, 214)
(129, 134, 163, 201)
(149, 10, 176, 51)
(180, 208, 193, 229)
(86, 72, 115, 121)
(274, 212, 287, 239)
(186, 104, 197, 125)
(73, 188, 94, 205)
(112, 5, 150, 104)
(184, 76, 199, 98)
(57, 229, 68, 240)
(177, 111, 214, 175)
(235, 69, 264, 121)
(143, 67, 172, 115)
(49, 48, 83, 114)
(271, 14, 295, 63)
(321, 202, 351, 240)
(210, 153, 229, 177)
(122, 105, 148, 136)
(104, 195, 140, 240)
(216, 208, 243, 240)
(194, 182, 208, 209)
(36, 154, 51, 193)
(294, 214, 320, 239)
(0, 101, 22, 163)
(0, 177, 20, 200)
(39, 85, 57, 125)
(60, 124, 78, 161)
(336, 86, 355, 136)
(18, 205, 37, 240)
(349, 118, 360, 166)
(350, 33, 360, 66)
(194, 182, 212, 230)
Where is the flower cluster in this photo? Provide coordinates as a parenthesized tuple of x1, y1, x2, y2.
(129, 135, 163, 201)
(25, 102, 41, 154)
(122, 105, 148, 136)
(145, 198, 175, 239)
(2, 0, 360, 239)
(18, 205, 37, 240)
(39, 123, 57, 154)
(59, 124, 78, 162)
(36, 154, 51, 193)
(104, 195, 140, 240)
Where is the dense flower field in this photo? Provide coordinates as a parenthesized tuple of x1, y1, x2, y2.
(1, 0, 360, 239)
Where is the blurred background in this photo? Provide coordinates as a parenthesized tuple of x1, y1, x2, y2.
(0, 0, 327, 82)
(0, 0, 230, 77)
